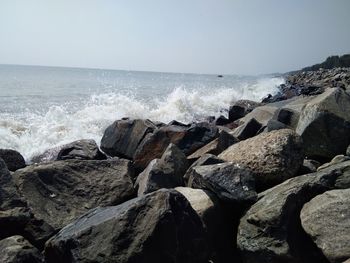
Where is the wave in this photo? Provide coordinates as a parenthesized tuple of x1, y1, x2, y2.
(0, 77, 284, 161)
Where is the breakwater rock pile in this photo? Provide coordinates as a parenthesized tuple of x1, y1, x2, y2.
(1, 67, 350, 263)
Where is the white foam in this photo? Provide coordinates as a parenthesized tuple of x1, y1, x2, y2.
(0, 77, 284, 161)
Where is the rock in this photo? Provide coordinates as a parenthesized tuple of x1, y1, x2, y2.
(136, 143, 188, 195)
(175, 187, 235, 262)
(298, 159, 321, 174)
(134, 122, 218, 171)
(187, 162, 257, 204)
(317, 155, 350, 171)
(219, 129, 304, 190)
(232, 118, 262, 140)
(187, 129, 238, 160)
(346, 144, 350, 156)
(228, 100, 262, 121)
(238, 105, 278, 127)
(57, 139, 106, 160)
(259, 119, 288, 133)
(44, 189, 209, 263)
(296, 88, 350, 161)
(12, 158, 135, 230)
(301, 189, 350, 263)
(0, 149, 25, 171)
(237, 166, 349, 263)
(273, 107, 300, 128)
(0, 207, 55, 250)
(100, 119, 156, 159)
(214, 115, 231, 125)
(30, 145, 63, 164)
(0, 158, 26, 210)
(0, 235, 42, 263)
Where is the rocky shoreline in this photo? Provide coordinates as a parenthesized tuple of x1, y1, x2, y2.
(1, 67, 350, 263)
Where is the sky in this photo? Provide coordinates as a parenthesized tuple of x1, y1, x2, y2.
(0, 0, 349, 75)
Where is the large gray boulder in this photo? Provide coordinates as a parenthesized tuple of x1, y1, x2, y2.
(0, 235, 42, 263)
(12, 158, 135, 230)
(187, 162, 257, 204)
(219, 129, 304, 190)
(228, 100, 262, 121)
(301, 189, 350, 263)
(0, 149, 26, 171)
(237, 162, 350, 263)
(44, 189, 209, 263)
(296, 88, 350, 161)
(136, 143, 188, 195)
(100, 118, 156, 159)
(134, 122, 218, 171)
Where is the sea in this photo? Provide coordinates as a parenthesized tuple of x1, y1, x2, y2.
(0, 64, 284, 161)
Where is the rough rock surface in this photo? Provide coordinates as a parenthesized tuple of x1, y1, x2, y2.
(44, 189, 208, 263)
(301, 189, 350, 263)
(100, 118, 156, 159)
(57, 139, 106, 160)
(134, 122, 218, 171)
(232, 117, 262, 140)
(136, 143, 188, 195)
(296, 88, 350, 161)
(12, 158, 135, 230)
(0, 149, 26, 171)
(0, 235, 42, 263)
(219, 129, 304, 190)
(228, 100, 262, 121)
(187, 162, 257, 204)
(237, 163, 350, 263)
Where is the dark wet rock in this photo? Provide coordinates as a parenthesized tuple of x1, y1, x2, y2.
(228, 100, 262, 121)
(214, 115, 231, 125)
(219, 129, 304, 190)
(187, 162, 257, 204)
(0, 158, 26, 210)
(296, 88, 350, 161)
(167, 120, 190, 127)
(134, 122, 218, 171)
(301, 189, 350, 263)
(100, 119, 157, 159)
(44, 189, 209, 263)
(135, 143, 188, 195)
(187, 129, 238, 160)
(0, 149, 26, 171)
(273, 107, 300, 128)
(12, 158, 135, 231)
(31, 146, 63, 164)
(237, 165, 349, 263)
(57, 139, 106, 160)
(184, 154, 225, 183)
(232, 118, 262, 140)
(0, 235, 42, 263)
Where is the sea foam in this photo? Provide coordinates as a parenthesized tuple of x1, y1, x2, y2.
(0, 77, 283, 161)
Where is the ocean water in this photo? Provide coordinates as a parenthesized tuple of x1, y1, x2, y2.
(0, 64, 284, 161)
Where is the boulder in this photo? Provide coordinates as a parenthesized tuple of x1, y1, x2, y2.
(134, 122, 218, 171)
(0, 235, 42, 263)
(237, 105, 278, 127)
(100, 119, 156, 159)
(219, 129, 304, 190)
(228, 100, 262, 121)
(136, 143, 188, 195)
(0, 207, 55, 250)
(296, 88, 350, 161)
(187, 129, 238, 160)
(298, 159, 321, 175)
(175, 187, 235, 262)
(214, 115, 231, 125)
(0, 149, 25, 171)
(317, 155, 350, 171)
(187, 162, 257, 204)
(44, 189, 208, 263)
(232, 118, 262, 140)
(12, 158, 135, 230)
(301, 189, 350, 263)
(0, 158, 26, 210)
(259, 119, 288, 133)
(237, 165, 349, 263)
(57, 139, 106, 160)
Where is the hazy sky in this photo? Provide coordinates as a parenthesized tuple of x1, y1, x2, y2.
(1, 0, 349, 75)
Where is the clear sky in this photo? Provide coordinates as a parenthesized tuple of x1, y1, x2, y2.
(0, 0, 349, 75)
